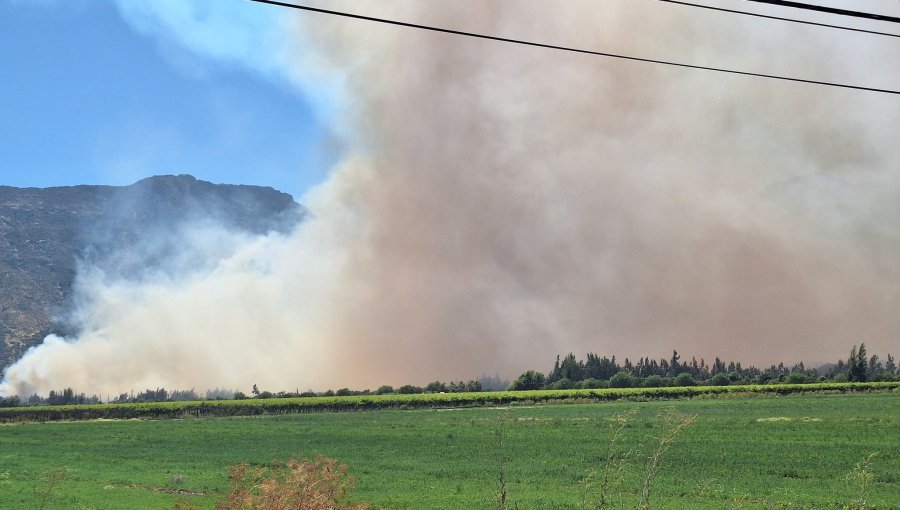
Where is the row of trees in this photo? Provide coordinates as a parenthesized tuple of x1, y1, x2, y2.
(2, 344, 894, 407)
(234, 379, 487, 400)
(0, 388, 101, 408)
(1, 387, 234, 408)
(510, 343, 897, 390)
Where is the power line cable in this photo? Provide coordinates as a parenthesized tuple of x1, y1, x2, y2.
(655, 0, 900, 37)
(247, 0, 900, 96)
(741, 0, 900, 23)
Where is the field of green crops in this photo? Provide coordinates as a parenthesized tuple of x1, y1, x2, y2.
(1, 392, 898, 509)
(1, 382, 896, 422)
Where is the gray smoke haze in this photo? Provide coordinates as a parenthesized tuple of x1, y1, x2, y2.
(2, 0, 899, 396)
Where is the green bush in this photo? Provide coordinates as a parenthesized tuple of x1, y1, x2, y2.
(374, 385, 394, 395)
(580, 378, 604, 389)
(609, 371, 636, 388)
(425, 381, 447, 393)
(785, 372, 814, 384)
(675, 372, 696, 387)
(708, 373, 731, 386)
(548, 378, 575, 390)
(509, 370, 546, 391)
(643, 375, 665, 388)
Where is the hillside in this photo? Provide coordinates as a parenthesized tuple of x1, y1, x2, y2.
(0, 174, 303, 369)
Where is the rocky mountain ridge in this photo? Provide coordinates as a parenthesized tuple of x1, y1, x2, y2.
(0, 174, 302, 369)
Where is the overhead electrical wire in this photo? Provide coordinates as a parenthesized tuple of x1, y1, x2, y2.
(655, 0, 900, 38)
(247, 0, 900, 96)
(742, 0, 900, 24)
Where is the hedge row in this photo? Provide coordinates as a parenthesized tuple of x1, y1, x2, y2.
(1, 381, 896, 423)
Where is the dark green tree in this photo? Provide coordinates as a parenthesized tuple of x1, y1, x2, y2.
(547, 355, 562, 383)
(848, 344, 868, 382)
(425, 381, 447, 393)
(374, 385, 394, 395)
(509, 370, 546, 391)
(712, 357, 726, 375)
(609, 371, 636, 388)
(868, 354, 881, 378)
(669, 350, 681, 376)
(559, 353, 583, 381)
(0, 395, 20, 407)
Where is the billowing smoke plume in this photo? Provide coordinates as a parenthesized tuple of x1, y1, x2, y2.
(2, 0, 899, 396)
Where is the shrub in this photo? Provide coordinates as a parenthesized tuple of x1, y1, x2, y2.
(708, 373, 731, 386)
(425, 381, 447, 393)
(374, 385, 394, 395)
(176, 456, 369, 510)
(643, 375, 664, 388)
(785, 372, 814, 385)
(675, 372, 696, 387)
(609, 371, 636, 388)
(548, 378, 574, 390)
(580, 378, 604, 389)
(509, 370, 546, 391)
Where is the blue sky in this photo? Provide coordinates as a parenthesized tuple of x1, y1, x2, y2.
(0, 0, 334, 200)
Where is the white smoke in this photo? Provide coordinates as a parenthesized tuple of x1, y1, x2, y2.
(2, 0, 899, 397)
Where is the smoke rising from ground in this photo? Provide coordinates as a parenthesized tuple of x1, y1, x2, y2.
(3, 1, 899, 396)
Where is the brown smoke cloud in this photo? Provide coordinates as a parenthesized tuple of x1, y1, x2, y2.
(290, 0, 900, 382)
(2, 0, 898, 396)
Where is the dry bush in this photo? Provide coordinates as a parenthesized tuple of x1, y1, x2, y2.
(175, 456, 369, 510)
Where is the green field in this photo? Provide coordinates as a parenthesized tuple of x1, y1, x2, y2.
(2, 382, 895, 422)
(1, 392, 898, 509)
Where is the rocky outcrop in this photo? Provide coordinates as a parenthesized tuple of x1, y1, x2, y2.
(0, 175, 302, 368)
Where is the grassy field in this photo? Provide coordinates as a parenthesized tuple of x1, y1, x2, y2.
(0, 392, 897, 509)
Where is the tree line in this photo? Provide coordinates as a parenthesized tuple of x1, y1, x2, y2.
(1, 343, 895, 407)
(508, 343, 897, 390)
